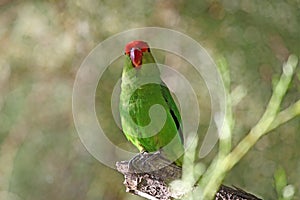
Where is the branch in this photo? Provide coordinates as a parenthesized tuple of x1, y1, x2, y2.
(116, 153, 262, 200)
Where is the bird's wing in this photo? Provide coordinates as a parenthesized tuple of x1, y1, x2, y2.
(160, 82, 184, 144)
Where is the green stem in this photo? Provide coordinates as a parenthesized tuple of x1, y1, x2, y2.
(267, 99, 300, 132)
(217, 56, 233, 157)
(198, 55, 298, 200)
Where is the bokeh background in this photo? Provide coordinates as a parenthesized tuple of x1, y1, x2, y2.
(0, 0, 300, 200)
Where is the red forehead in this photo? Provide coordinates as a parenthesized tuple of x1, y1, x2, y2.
(125, 40, 149, 54)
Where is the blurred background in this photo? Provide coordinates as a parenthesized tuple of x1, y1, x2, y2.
(0, 0, 299, 199)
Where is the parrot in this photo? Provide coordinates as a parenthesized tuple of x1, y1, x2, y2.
(119, 40, 184, 166)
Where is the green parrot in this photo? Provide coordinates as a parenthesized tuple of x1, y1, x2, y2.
(119, 40, 184, 166)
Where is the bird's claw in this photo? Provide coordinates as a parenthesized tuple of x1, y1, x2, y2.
(128, 151, 173, 173)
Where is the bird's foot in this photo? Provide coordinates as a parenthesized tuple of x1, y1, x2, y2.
(128, 151, 173, 173)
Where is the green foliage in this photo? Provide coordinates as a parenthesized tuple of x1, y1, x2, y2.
(274, 167, 295, 200)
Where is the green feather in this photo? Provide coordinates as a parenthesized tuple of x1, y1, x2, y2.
(120, 50, 184, 166)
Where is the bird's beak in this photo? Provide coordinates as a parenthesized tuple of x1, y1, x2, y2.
(130, 48, 143, 69)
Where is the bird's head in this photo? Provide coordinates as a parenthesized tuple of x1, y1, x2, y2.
(125, 40, 150, 69)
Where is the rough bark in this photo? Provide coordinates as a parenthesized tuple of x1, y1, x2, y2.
(116, 153, 262, 200)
